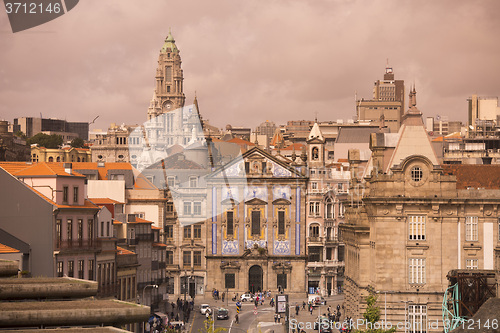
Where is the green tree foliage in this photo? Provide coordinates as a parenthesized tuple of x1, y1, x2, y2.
(354, 292, 395, 333)
(14, 130, 27, 139)
(70, 137, 86, 148)
(27, 133, 63, 149)
(198, 316, 227, 333)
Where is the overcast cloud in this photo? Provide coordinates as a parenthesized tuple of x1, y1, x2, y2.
(1, 0, 499, 131)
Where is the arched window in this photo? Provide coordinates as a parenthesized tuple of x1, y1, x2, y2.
(325, 198, 334, 219)
(312, 147, 319, 160)
(56, 156, 60, 162)
(309, 224, 320, 238)
(48, 156, 53, 162)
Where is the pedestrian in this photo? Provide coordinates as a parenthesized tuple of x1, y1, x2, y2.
(277, 314, 281, 323)
(222, 292, 225, 302)
(310, 305, 313, 315)
(302, 301, 306, 310)
(295, 304, 300, 316)
(274, 314, 278, 323)
(337, 304, 340, 312)
(235, 313, 239, 324)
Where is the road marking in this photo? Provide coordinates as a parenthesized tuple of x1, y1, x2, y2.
(188, 311, 196, 333)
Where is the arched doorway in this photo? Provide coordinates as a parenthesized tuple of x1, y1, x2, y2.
(248, 265, 263, 293)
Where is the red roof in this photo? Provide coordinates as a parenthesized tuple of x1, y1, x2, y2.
(281, 143, 304, 151)
(153, 243, 166, 247)
(442, 164, 500, 189)
(117, 246, 135, 255)
(13, 162, 85, 178)
(89, 198, 124, 205)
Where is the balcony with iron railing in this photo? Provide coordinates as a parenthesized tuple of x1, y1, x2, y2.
(56, 239, 101, 251)
(307, 236, 323, 245)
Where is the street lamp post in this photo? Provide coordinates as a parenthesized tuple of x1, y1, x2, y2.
(142, 284, 159, 307)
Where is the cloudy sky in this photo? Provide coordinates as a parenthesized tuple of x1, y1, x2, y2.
(1, 0, 499, 132)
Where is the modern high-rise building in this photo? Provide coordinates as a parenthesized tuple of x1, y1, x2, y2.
(13, 117, 89, 140)
(356, 65, 406, 133)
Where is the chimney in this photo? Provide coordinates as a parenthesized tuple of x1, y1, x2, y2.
(63, 163, 72, 175)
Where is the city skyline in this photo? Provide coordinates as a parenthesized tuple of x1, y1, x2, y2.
(1, 0, 500, 131)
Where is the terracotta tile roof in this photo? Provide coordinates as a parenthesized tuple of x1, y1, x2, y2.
(227, 137, 255, 146)
(153, 243, 166, 247)
(116, 246, 135, 255)
(442, 164, 500, 189)
(0, 243, 20, 254)
(129, 217, 153, 224)
(151, 226, 162, 230)
(113, 220, 123, 225)
(55, 199, 100, 210)
(0, 162, 33, 174)
(147, 153, 203, 170)
(281, 143, 304, 151)
(89, 198, 124, 205)
(13, 162, 85, 178)
(71, 162, 133, 180)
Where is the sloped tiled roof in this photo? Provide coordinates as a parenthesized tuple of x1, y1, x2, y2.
(147, 153, 203, 170)
(0, 162, 33, 174)
(335, 127, 376, 143)
(72, 162, 133, 180)
(117, 246, 135, 255)
(442, 164, 500, 189)
(89, 198, 124, 205)
(13, 162, 85, 178)
(128, 217, 153, 224)
(153, 243, 166, 247)
(0, 243, 20, 254)
(281, 143, 304, 151)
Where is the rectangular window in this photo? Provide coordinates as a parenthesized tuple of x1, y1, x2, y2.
(251, 210, 260, 236)
(183, 226, 191, 239)
(77, 219, 83, 242)
(107, 221, 110, 237)
(277, 273, 287, 289)
(409, 258, 426, 285)
(56, 219, 62, 247)
(183, 201, 192, 215)
(309, 202, 320, 216)
(57, 261, 63, 277)
(311, 182, 318, 190)
(193, 251, 202, 266)
(67, 219, 73, 241)
(408, 304, 427, 333)
(73, 186, 78, 203)
(308, 247, 321, 262)
(88, 219, 94, 241)
(227, 211, 234, 236)
(101, 221, 104, 237)
(78, 260, 84, 279)
(193, 202, 202, 216)
(194, 225, 202, 239)
(183, 251, 191, 266)
(466, 259, 478, 270)
(409, 215, 426, 241)
(166, 251, 173, 265)
(63, 186, 68, 203)
(166, 66, 172, 82)
(68, 260, 74, 277)
(165, 225, 173, 239)
(278, 210, 285, 235)
(189, 176, 198, 188)
(466, 216, 478, 241)
(167, 202, 174, 212)
(225, 273, 235, 289)
(88, 259, 94, 280)
(167, 177, 175, 188)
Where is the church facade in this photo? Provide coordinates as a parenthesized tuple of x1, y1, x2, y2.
(205, 147, 308, 295)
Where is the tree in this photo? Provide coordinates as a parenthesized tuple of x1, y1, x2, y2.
(14, 130, 26, 139)
(353, 292, 395, 333)
(70, 137, 86, 148)
(27, 133, 62, 149)
(198, 316, 226, 333)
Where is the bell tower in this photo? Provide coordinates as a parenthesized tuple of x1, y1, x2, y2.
(152, 29, 186, 116)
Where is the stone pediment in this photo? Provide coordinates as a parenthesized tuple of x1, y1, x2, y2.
(221, 198, 239, 206)
(220, 261, 241, 270)
(272, 198, 291, 205)
(245, 197, 267, 205)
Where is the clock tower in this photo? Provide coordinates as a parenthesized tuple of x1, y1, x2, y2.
(150, 30, 186, 119)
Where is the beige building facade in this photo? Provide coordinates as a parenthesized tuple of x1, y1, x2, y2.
(341, 94, 500, 332)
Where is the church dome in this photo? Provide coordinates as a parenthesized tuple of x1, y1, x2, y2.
(161, 31, 179, 53)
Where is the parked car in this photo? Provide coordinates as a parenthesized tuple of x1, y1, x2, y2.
(217, 308, 229, 320)
(308, 294, 326, 306)
(240, 293, 254, 302)
(200, 304, 211, 314)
